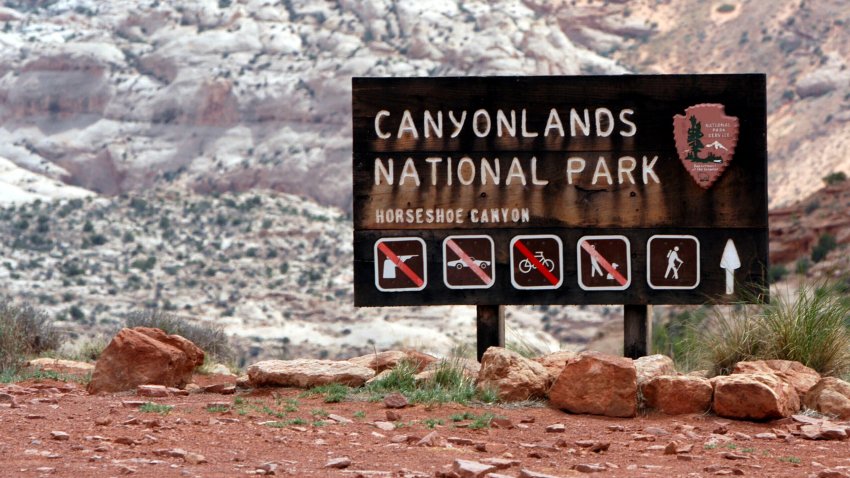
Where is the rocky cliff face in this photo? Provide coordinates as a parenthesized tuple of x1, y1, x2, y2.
(605, 0, 850, 208)
(0, 0, 627, 209)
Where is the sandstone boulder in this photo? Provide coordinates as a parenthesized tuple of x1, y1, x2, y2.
(87, 327, 204, 394)
(712, 373, 800, 420)
(476, 347, 551, 401)
(642, 375, 713, 415)
(732, 360, 821, 396)
(634, 354, 677, 384)
(247, 359, 375, 388)
(803, 377, 850, 419)
(549, 351, 637, 418)
(533, 350, 577, 386)
(348, 350, 436, 373)
(27, 358, 95, 375)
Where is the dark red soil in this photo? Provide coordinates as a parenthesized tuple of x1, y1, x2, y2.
(0, 375, 847, 478)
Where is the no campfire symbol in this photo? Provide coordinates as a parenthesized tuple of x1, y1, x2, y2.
(673, 104, 739, 189)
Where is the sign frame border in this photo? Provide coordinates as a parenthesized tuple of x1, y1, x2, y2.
(442, 234, 496, 290)
(373, 237, 428, 292)
(576, 235, 632, 291)
(646, 234, 701, 290)
(509, 234, 564, 291)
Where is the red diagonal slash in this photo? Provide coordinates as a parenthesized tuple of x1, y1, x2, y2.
(445, 239, 491, 285)
(580, 240, 627, 286)
(513, 240, 559, 286)
(377, 241, 424, 287)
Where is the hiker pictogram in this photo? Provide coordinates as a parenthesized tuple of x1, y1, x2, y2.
(577, 236, 631, 291)
(647, 235, 700, 290)
(374, 237, 427, 292)
(443, 235, 495, 289)
(510, 235, 563, 290)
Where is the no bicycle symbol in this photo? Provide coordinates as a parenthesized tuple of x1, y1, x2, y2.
(577, 235, 631, 291)
(510, 235, 563, 290)
(374, 237, 426, 292)
(443, 235, 495, 289)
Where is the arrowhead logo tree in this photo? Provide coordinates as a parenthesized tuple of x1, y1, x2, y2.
(674, 104, 739, 189)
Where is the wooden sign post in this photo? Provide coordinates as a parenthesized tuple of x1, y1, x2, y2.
(352, 75, 768, 361)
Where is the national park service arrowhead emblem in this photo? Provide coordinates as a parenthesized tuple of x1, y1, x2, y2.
(673, 104, 739, 189)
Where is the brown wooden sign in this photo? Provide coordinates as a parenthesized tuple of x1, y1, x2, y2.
(353, 75, 767, 307)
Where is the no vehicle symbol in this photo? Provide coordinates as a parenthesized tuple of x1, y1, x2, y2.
(577, 235, 631, 291)
(374, 237, 427, 292)
(510, 235, 563, 290)
(443, 235, 495, 289)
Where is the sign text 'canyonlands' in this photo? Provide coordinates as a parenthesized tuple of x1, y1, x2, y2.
(352, 75, 767, 307)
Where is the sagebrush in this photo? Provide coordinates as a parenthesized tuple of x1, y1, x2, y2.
(0, 299, 60, 373)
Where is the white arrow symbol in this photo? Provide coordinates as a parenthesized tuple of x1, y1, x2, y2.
(719, 239, 741, 295)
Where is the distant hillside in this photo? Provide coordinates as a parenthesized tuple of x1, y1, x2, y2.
(605, 0, 850, 208)
(0, 0, 625, 209)
(0, 189, 613, 364)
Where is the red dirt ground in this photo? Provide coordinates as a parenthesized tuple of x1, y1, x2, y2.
(1, 374, 848, 478)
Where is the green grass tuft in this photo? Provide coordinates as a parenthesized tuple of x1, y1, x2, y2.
(263, 418, 307, 428)
(301, 383, 349, 403)
(423, 418, 444, 429)
(139, 402, 174, 415)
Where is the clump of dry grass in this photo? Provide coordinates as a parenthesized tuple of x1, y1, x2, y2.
(691, 282, 850, 377)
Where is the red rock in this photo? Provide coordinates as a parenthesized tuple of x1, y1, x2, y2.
(137, 384, 170, 397)
(634, 354, 677, 384)
(348, 350, 436, 373)
(476, 347, 551, 401)
(185, 452, 207, 464)
(483, 442, 508, 454)
(87, 328, 204, 394)
(203, 383, 236, 394)
(383, 392, 409, 409)
(416, 431, 445, 447)
(803, 377, 850, 419)
(533, 350, 577, 386)
(642, 375, 713, 415)
(712, 373, 800, 420)
(324, 457, 351, 469)
(733, 360, 821, 396)
(452, 459, 496, 478)
(518, 470, 566, 478)
(490, 417, 514, 429)
(573, 463, 607, 473)
(247, 359, 374, 388)
(549, 351, 637, 418)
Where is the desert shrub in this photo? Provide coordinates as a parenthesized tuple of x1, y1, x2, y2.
(652, 308, 707, 371)
(124, 310, 233, 362)
(0, 299, 60, 373)
(823, 171, 847, 186)
(811, 234, 837, 263)
(796, 257, 812, 275)
(690, 282, 850, 377)
(768, 264, 788, 284)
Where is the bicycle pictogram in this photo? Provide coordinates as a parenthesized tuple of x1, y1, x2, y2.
(518, 251, 555, 274)
(510, 235, 563, 290)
